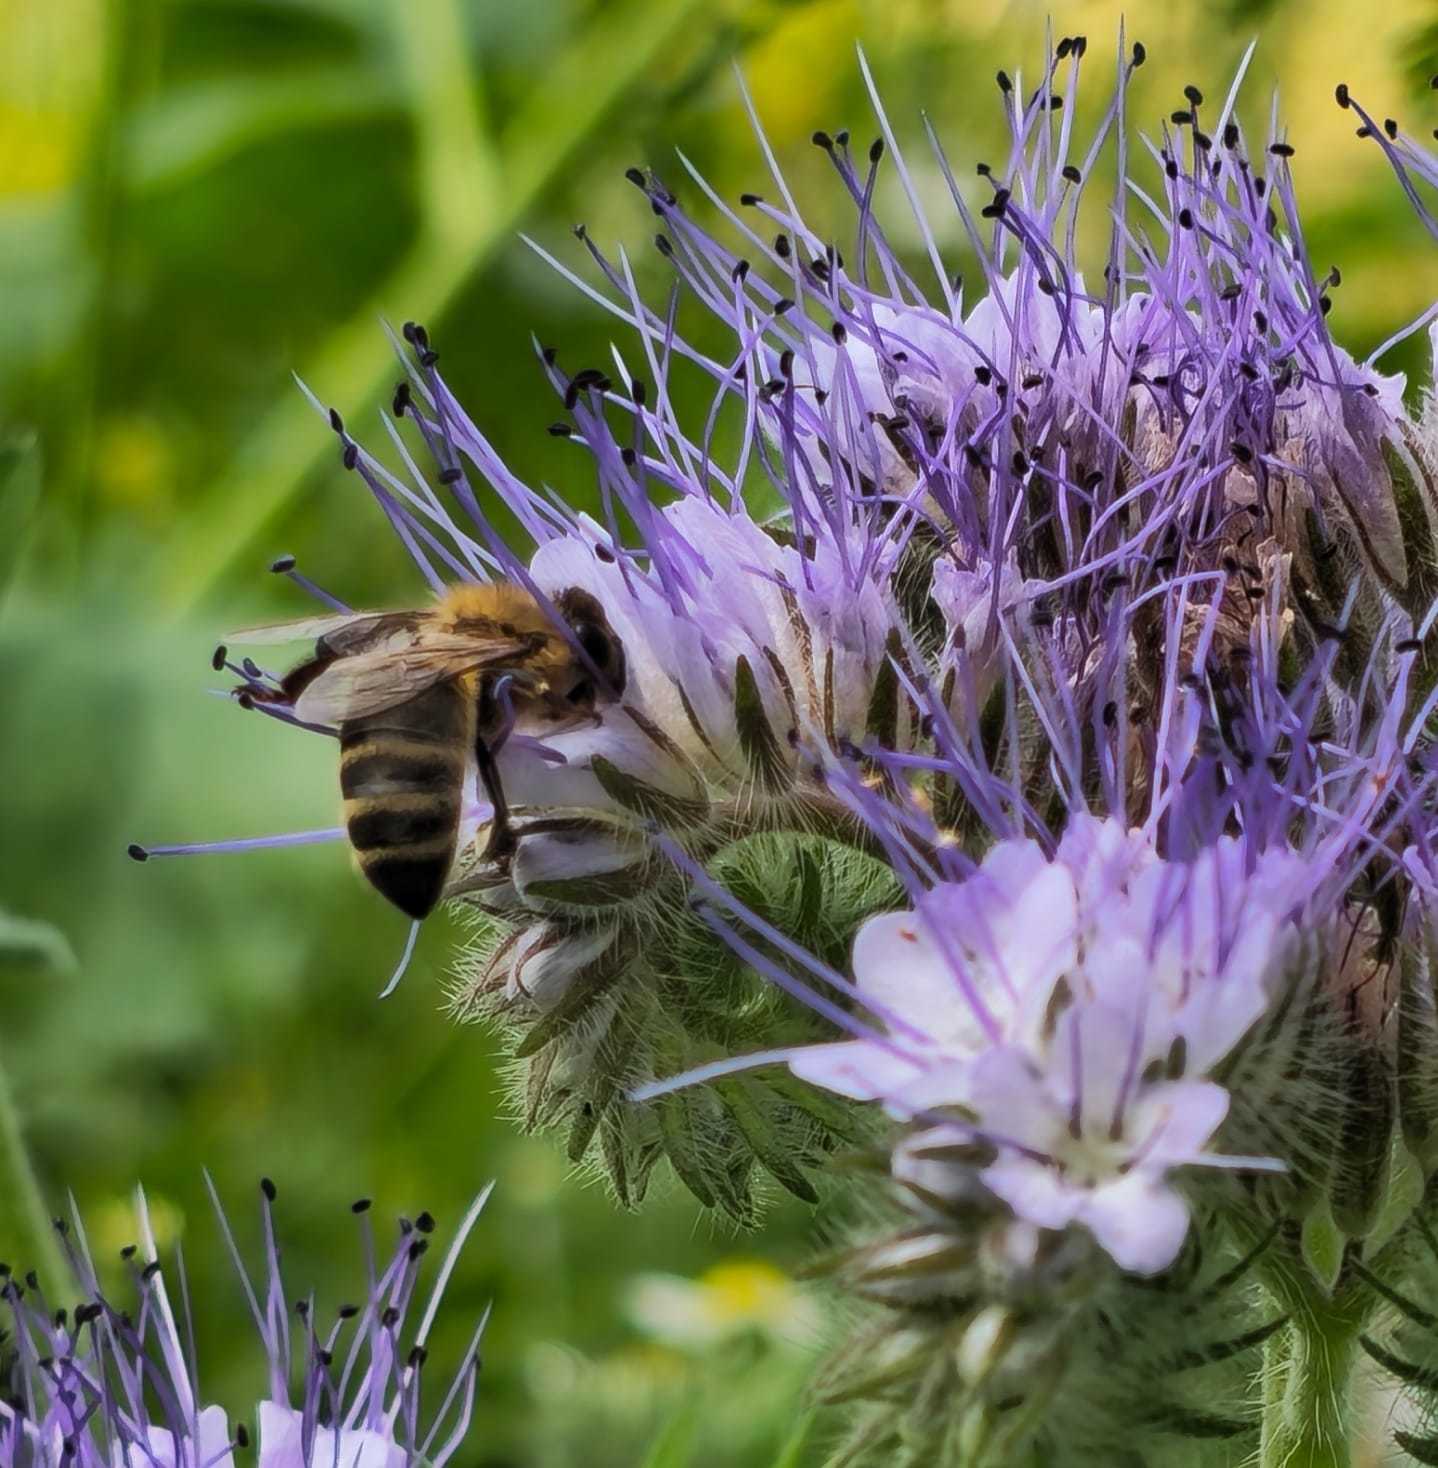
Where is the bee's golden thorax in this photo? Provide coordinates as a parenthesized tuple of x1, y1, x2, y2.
(434, 582, 547, 628)
(435, 583, 575, 691)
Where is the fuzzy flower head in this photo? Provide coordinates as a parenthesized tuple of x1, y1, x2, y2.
(139, 28, 1438, 1226)
(0, 1181, 491, 1468)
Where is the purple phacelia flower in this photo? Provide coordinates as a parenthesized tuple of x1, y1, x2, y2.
(123, 20, 1438, 1464)
(745, 817, 1311, 1274)
(140, 30, 1438, 1243)
(0, 1182, 491, 1468)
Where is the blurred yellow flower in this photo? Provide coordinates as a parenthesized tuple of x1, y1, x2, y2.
(738, 0, 854, 147)
(96, 416, 174, 515)
(0, 103, 80, 197)
(0, 0, 105, 197)
(625, 1256, 821, 1349)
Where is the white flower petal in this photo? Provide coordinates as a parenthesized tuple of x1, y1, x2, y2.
(1079, 1173, 1194, 1275)
(258, 1402, 407, 1468)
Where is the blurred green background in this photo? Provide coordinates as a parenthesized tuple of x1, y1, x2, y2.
(3, 1, 1437, 1463)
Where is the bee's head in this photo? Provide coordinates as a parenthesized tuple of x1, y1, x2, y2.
(553, 586, 627, 708)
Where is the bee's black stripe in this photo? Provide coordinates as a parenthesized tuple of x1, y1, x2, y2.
(346, 804, 455, 852)
(334, 684, 471, 919)
(340, 748, 459, 799)
(356, 853, 450, 920)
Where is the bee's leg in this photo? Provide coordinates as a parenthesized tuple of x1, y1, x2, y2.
(475, 675, 518, 866)
(475, 735, 517, 865)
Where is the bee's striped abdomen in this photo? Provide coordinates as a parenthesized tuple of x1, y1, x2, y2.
(339, 681, 469, 919)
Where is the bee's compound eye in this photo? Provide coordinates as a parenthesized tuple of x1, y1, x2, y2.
(572, 620, 612, 666)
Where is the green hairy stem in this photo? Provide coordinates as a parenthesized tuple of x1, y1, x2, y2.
(1254, 1225, 1378, 1468)
(1259, 1305, 1362, 1468)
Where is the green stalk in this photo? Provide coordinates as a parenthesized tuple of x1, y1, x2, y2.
(0, 1050, 64, 1285)
(162, 0, 708, 613)
(1258, 1278, 1365, 1468)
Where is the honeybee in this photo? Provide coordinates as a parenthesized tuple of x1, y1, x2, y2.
(238, 583, 627, 919)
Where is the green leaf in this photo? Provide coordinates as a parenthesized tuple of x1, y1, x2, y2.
(1144, 1402, 1255, 1439)
(1165, 1316, 1287, 1371)
(734, 655, 789, 792)
(654, 1092, 717, 1208)
(1198, 1220, 1279, 1299)
(1330, 1031, 1394, 1238)
(1398, 1430, 1438, 1466)
(1349, 1259, 1438, 1329)
(1387, 434, 1438, 627)
(1399, 915, 1438, 1168)
(564, 1086, 609, 1165)
(523, 865, 651, 906)
(790, 843, 824, 945)
(1359, 1334, 1438, 1391)
(512, 938, 630, 1059)
(639, 1403, 698, 1468)
(600, 1105, 635, 1209)
(0, 434, 42, 605)
(0, 908, 76, 973)
(591, 755, 709, 828)
(767, 1411, 816, 1468)
(762, 1069, 862, 1143)
(126, 68, 403, 191)
(865, 629, 902, 747)
(715, 1078, 819, 1205)
(1300, 1203, 1345, 1294)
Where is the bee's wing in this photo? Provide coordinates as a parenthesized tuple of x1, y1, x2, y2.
(292, 634, 538, 724)
(226, 611, 395, 646)
(318, 612, 432, 658)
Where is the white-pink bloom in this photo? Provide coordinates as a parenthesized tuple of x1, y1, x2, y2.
(788, 816, 1308, 1273)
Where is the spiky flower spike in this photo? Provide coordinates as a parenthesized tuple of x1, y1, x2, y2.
(634, 526, 1437, 1459)
(0, 1180, 491, 1467)
(608, 40, 1438, 1468)
(142, 26, 1438, 1461)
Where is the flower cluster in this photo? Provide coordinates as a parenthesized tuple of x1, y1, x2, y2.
(145, 27, 1438, 1466)
(0, 1182, 490, 1468)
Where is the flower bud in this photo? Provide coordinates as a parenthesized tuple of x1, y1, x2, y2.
(469, 921, 623, 1012)
(956, 1304, 1016, 1388)
(511, 824, 654, 910)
